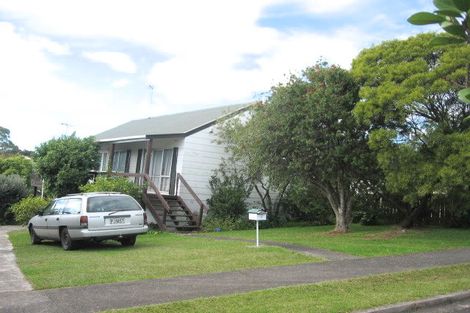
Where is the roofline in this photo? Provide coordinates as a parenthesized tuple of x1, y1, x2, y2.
(96, 135, 147, 143)
(146, 103, 253, 139)
(97, 103, 255, 143)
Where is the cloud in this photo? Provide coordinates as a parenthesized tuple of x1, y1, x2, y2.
(0, 22, 144, 150)
(112, 79, 130, 88)
(82, 51, 137, 74)
(290, 0, 364, 14)
(0, 0, 426, 150)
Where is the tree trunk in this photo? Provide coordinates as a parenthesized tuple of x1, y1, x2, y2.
(321, 182, 353, 233)
(334, 210, 350, 232)
(400, 196, 430, 229)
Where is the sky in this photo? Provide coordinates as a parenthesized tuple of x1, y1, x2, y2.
(0, 0, 438, 151)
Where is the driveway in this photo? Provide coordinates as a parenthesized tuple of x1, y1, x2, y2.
(0, 226, 31, 293)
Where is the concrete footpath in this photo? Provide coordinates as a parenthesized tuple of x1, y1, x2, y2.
(0, 226, 31, 293)
(1, 227, 470, 313)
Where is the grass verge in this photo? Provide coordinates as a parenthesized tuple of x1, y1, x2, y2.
(9, 230, 318, 289)
(105, 263, 470, 313)
(204, 224, 470, 257)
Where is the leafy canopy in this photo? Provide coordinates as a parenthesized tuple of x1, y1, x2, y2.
(34, 134, 99, 197)
(408, 0, 470, 102)
(245, 63, 374, 232)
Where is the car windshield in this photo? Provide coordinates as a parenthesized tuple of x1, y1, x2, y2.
(87, 196, 141, 213)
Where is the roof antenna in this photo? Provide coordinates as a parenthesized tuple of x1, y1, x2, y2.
(61, 122, 73, 135)
(148, 84, 154, 104)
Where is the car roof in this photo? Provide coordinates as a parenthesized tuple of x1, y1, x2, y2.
(62, 192, 126, 198)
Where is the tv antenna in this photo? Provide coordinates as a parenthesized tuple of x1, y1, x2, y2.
(61, 122, 73, 135)
(148, 84, 155, 104)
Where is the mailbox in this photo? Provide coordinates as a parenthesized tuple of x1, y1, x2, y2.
(248, 208, 267, 221)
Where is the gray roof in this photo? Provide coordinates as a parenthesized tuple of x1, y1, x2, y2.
(95, 103, 250, 142)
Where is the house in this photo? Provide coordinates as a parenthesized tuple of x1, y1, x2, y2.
(95, 103, 251, 231)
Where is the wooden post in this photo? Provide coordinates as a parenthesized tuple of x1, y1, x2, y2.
(143, 138, 153, 175)
(107, 144, 115, 174)
(143, 138, 153, 196)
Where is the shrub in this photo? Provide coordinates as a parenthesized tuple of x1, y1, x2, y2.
(11, 196, 49, 225)
(79, 176, 142, 201)
(0, 154, 33, 184)
(202, 215, 252, 232)
(207, 168, 252, 220)
(0, 174, 28, 223)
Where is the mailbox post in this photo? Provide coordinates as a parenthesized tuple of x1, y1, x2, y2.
(248, 208, 267, 247)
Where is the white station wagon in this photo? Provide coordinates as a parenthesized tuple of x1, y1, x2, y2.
(28, 192, 148, 250)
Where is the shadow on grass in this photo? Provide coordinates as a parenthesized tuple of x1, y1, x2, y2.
(36, 239, 149, 251)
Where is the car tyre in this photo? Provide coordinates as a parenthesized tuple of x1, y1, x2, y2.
(120, 236, 136, 247)
(29, 226, 41, 244)
(60, 228, 75, 250)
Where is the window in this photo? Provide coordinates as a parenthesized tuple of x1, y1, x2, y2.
(62, 199, 82, 215)
(42, 201, 55, 215)
(112, 151, 127, 173)
(87, 196, 141, 212)
(150, 149, 173, 193)
(51, 199, 67, 215)
(99, 152, 108, 172)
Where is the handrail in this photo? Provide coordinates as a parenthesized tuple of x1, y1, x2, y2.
(176, 173, 209, 226)
(112, 173, 172, 214)
(108, 172, 170, 230)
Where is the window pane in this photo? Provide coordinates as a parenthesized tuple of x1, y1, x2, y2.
(53, 199, 67, 215)
(100, 152, 108, 172)
(63, 199, 82, 214)
(161, 149, 173, 176)
(87, 196, 141, 212)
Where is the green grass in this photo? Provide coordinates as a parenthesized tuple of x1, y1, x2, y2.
(205, 224, 470, 256)
(105, 263, 470, 313)
(9, 231, 318, 290)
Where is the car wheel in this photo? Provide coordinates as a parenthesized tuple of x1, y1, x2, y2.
(29, 226, 41, 244)
(120, 236, 136, 247)
(60, 228, 75, 250)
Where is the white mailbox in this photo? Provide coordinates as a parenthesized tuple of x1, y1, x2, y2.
(248, 208, 267, 247)
(249, 212, 267, 221)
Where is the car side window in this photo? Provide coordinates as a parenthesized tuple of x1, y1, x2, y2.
(42, 201, 56, 215)
(52, 199, 67, 215)
(62, 199, 82, 215)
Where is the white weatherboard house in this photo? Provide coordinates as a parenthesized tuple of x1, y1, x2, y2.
(95, 103, 250, 231)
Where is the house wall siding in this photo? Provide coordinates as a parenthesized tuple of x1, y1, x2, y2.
(178, 125, 226, 212)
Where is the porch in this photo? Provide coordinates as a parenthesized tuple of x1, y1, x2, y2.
(101, 137, 208, 232)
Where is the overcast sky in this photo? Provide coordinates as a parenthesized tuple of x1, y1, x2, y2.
(0, 0, 438, 150)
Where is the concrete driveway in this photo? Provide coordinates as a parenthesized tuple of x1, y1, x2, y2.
(0, 226, 31, 293)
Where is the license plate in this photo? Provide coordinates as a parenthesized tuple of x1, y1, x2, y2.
(107, 217, 126, 225)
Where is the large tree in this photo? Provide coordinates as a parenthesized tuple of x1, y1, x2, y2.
(352, 33, 470, 227)
(34, 134, 99, 197)
(0, 126, 19, 154)
(242, 64, 374, 232)
(218, 113, 290, 224)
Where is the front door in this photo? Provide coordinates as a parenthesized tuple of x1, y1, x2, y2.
(150, 149, 173, 194)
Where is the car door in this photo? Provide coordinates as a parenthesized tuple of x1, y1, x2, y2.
(44, 199, 66, 240)
(32, 200, 55, 238)
(59, 198, 83, 236)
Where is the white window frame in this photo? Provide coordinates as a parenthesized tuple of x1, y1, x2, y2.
(99, 152, 108, 172)
(150, 149, 173, 193)
(112, 151, 127, 173)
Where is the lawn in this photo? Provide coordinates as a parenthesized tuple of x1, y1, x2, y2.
(204, 224, 470, 257)
(105, 263, 470, 313)
(9, 230, 318, 290)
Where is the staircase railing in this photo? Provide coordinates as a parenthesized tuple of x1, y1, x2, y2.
(111, 173, 171, 230)
(175, 173, 209, 226)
